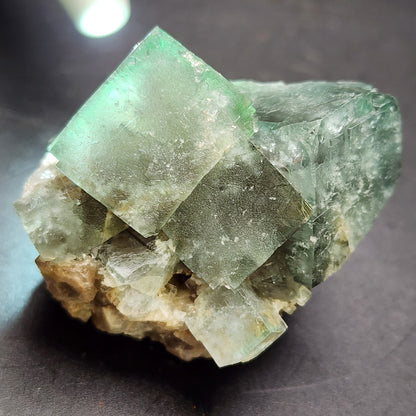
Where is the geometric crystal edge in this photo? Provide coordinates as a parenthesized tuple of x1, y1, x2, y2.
(14, 27, 402, 367)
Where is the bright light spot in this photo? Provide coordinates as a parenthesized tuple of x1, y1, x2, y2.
(78, 0, 130, 38)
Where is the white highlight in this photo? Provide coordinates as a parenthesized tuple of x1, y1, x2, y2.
(59, 0, 131, 38)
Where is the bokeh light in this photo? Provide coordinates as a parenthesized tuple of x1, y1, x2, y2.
(59, 0, 131, 38)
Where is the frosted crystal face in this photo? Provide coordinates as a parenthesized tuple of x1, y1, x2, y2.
(97, 231, 178, 296)
(14, 153, 127, 261)
(163, 138, 312, 289)
(15, 28, 401, 367)
(48, 27, 255, 238)
(233, 80, 373, 124)
(238, 80, 401, 287)
(185, 283, 288, 367)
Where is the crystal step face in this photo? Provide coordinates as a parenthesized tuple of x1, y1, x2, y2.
(163, 138, 312, 289)
(236, 80, 402, 287)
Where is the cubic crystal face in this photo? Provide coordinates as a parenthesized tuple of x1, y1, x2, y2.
(14, 153, 127, 261)
(15, 28, 401, 367)
(185, 283, 288, 367)
(238, 80, 402, 287)
(163, 138, 312, 289)
(48, 27, 255, 238)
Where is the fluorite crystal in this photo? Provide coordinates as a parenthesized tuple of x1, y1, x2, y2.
(163, 138, 312, 289)
(237, 80, 402, 287)
(15, 27, 401, 367)
(14, 154, 127, 261)
(48, 27, 255, 238)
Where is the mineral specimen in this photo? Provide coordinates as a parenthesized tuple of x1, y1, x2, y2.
(48, 27, 255, 238)
(15, 27, 401, 367)
(14, 153, 127, 261)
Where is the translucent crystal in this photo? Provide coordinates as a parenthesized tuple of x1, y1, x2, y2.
(236, 80, 402, 286)
(48, 27, 255, 237)
(14, 153, 127, 261)
(15, 28, 401, 368)
(163, 138, 312, 289)
(97, 230, 178, 296)
(185, 283, 288, 367)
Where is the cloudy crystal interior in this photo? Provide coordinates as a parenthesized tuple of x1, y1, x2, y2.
(15, 27, 401, 367)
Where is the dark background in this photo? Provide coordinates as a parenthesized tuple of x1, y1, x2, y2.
(1, 1, 415, 415)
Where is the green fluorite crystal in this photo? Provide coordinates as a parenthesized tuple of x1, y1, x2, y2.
(15, 28, 401, 367)
(185, 283, 288, 367)
(236, 80, 401, 287)
(14, 153, 127, 261)
(48, 27, 255, 238)
(97, 231, 177, 296)
(163, 138, 312, 289)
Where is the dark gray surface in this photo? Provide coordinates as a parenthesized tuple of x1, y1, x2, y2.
(1, 1, 415, 415)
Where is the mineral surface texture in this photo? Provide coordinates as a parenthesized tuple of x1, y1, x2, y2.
(15, 27, 401, 367)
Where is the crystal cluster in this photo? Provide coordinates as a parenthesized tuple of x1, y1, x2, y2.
(15, 27, 401, 367)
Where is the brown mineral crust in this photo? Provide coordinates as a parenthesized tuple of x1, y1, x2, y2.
(92, 305, 209, 361)
(36, 256, 210, 361)
(36, 255, 101, 321)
